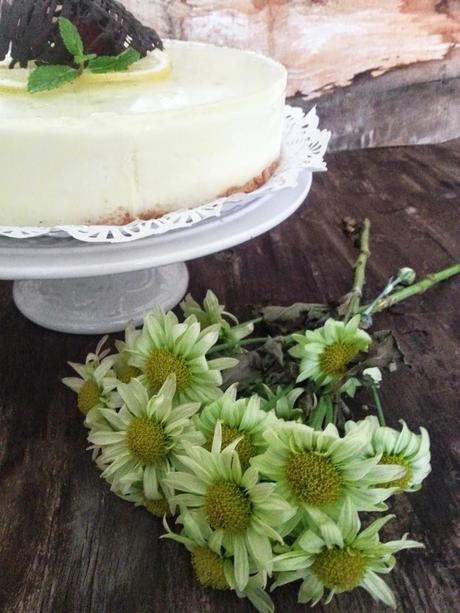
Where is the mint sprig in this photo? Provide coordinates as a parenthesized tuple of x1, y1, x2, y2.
(28, 65, 79, 94)
(27, 17, 141, 94)
(58, 16, 84, 64)
(87, 48, 141, 73)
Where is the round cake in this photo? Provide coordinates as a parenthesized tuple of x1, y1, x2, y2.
(0, 34, 286, 226)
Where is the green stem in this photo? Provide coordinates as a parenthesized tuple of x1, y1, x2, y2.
(332, 393, 340, 425)
(208, 336, 270, 355)
(344, 218, 371, 322)
(208, 263, 459, 355)
(360, 264, 460, 315)
(308, 396, 330, 430)
(209, 332, 296, 355)
(371, 385, 386, 426)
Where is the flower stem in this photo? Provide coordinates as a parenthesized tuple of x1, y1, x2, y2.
(371, 385, 386, 426)
(332, 393, 340, 425)
(208, 264, 459, 355)
(344, 218, 371, 322)
(360, 264, 460, 315)
(308, 396, 330, 430)
(209, 336, 270, 355)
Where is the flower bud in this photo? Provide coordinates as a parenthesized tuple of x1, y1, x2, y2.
(397, 267, 416, 286)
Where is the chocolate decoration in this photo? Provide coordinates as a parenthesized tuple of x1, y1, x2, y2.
(0, 0, 163, 68)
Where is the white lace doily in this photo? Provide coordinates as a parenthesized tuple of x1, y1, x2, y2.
(0, 106, 330, 244)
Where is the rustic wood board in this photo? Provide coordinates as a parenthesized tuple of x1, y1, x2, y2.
(294, 57, 460, 150)
(0, 140, 459, 612)
(126, 0, 460, 97)
(122, 0, 460, 149)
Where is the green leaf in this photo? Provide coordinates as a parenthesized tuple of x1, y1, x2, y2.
(27, 65, 79, 93)
(58, 17, 84, 63)
(87, 48, 141, 74)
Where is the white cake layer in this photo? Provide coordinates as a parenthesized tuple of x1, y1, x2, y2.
(0, 40, 287, 226)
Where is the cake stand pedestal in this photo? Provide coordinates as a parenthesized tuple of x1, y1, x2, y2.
(0, 171, 312, 334)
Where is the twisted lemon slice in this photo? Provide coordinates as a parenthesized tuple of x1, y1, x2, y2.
(0, 49, 171, 92)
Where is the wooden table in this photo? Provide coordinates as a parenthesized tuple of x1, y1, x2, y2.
(0, 140, 459, 613)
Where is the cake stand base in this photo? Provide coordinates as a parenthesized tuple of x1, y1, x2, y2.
(13, 263, 189, 335)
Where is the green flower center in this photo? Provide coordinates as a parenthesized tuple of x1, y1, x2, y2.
(207, 425, 255, 471)
(144, 497, 169, 517)
(116, 362, 140, 384)
(77, 379, 101, 415)
(191, 547, 229, 590)
(144, 349, 191, 392)
(126, 417, 167, 465)
(285, 452, 342, 507)
(319, 342, 358, 377)
(311, 547, 366, 591)
(205, 481, 251, 534)
(380, 454, 413, 490)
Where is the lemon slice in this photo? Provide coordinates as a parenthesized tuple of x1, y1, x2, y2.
(82, 50, 171, 84)
(0, 50, 171, 93)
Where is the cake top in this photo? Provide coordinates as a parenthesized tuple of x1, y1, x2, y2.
(0, 0, 286, 120)
(0, 40, 287, 121)
(0, 0, 162, 68)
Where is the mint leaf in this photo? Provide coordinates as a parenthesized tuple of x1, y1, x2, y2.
(58, 17, 84, 63)
(27, 65, 79, 93)
(87, 48, 141, 73)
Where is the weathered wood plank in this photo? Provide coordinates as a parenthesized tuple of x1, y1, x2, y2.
(296, 65, 460, 150)
(0, 140, 459, 612)
(124, 0, 460, 96)
(122, 0, 460, 149)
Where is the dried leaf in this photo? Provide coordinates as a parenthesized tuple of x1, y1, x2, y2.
(222, 337, 299, 392)
(363, 329, 407, 371)
(256, 303, 331, 335)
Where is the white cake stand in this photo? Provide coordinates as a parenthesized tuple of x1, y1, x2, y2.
(0, 170, 312, 334)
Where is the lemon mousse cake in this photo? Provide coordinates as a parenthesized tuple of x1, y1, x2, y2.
(0, 1, 287, 227)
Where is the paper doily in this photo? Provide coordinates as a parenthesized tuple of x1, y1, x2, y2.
(0, 105, 330, 243)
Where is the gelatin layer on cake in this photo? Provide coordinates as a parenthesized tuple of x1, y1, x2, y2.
(0, 40, 287, 226)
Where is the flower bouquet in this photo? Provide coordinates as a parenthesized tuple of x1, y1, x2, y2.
(63, 219, 459, 611)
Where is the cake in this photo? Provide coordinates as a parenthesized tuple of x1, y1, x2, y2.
(0, 1, 287, 227)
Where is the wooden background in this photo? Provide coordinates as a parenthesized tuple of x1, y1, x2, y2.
(124, 0, 460, 150)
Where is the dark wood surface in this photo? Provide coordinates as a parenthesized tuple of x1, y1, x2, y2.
(0, 140, 459, 613)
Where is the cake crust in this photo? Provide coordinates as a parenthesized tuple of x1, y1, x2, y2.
(91, 161, 278, 225)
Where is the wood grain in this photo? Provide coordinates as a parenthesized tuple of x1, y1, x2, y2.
(1, 141, 459, 612)
(121, 0, 460, 149)
(124, 0, 460, 96)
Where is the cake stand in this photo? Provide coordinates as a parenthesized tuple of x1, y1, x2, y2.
(0, 170, 312, 334)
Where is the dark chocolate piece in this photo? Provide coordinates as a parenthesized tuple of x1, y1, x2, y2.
(0, 0, 163, 68)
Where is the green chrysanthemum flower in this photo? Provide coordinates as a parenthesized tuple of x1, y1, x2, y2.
(127, 308, 237, 403)
(181, 290, 254, 344)
(113, 322, 142, 384)
(195, 385, 277, 471)
(62, 336, 120, 428)
(346, 416, 431, 492)
(252, 421, 405, 542)
(113, 468, 176, 518)
(88, 376, 204, 501)
(163, 509, 274, 613)
(164, 423, 295, 592)
(272, 501, 423, 608)
(290, 316, 372, 387)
